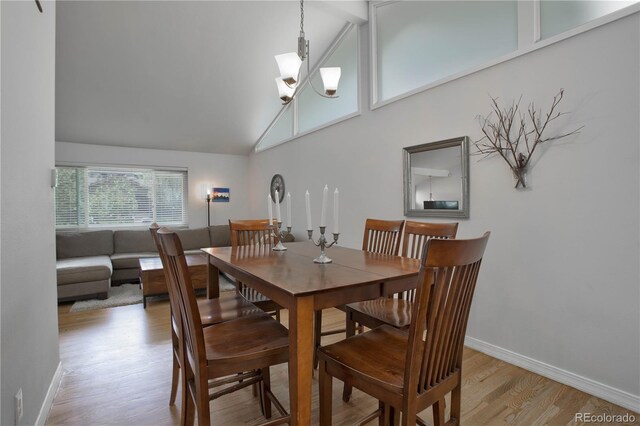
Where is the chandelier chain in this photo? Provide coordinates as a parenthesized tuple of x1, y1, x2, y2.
(300, 0, 304, 34)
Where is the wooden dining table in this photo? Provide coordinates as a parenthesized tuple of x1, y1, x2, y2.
(202, 241, 420, 425)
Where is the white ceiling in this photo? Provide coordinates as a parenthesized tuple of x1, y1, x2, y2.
(55, 1, 353, 155)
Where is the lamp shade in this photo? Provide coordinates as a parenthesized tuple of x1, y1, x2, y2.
(320, 67, 341, 96)
(275, 52, 302, 85)
(275, 78, 296, 103)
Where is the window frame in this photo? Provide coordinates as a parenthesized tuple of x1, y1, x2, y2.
(369, 0, 640, 110)
(54, 163, 189, 230)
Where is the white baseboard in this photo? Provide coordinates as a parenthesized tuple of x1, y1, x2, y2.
(35, 362, 63, 426)
(464, 336, 640, 414)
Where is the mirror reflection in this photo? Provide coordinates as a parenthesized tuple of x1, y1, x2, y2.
(403, 137, 469, 218)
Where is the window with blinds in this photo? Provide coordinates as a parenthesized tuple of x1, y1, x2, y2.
(55, 166, 188, 228)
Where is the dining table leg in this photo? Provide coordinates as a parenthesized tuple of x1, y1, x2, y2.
(288, 296, 314, 425)
(206, 257, 219, 299)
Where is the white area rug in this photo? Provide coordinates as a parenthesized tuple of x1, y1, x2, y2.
(70, 284, 142, 312)
(70, 275, 237, 312)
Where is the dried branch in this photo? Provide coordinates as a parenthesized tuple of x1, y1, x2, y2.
(473, 89, 582, 188)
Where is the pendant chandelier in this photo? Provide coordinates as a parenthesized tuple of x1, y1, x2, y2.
(274, 0, 341, 105)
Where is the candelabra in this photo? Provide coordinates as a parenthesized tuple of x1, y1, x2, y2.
(272, 222, 292, 251)
(307, 226, 339, 263)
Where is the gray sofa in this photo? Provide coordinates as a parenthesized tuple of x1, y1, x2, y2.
(56, 225, 231, 302)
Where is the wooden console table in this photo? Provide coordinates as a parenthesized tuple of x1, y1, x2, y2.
(138, 254, 208, 308)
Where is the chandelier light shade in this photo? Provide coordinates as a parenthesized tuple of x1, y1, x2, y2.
(275, 78, 296, 103)
(274, 0, 341, 105)
(275, 53, 303, 85)
(320, 67, 341, 96)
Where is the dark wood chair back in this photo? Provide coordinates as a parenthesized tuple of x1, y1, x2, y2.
(228, 219, 283, 321)
(395, 221, 459, 301)
(149, 223, 182, 330)
(401, 221, 459, 260)
(229, 219, 278, 248)
(157, 229, 207, 379)
(361, 219, 405, 255)
(405, 232, 490, 403)
(150, 222, 185, 323)
(149, 222, 169, 271)
(149, 222, 178, 313)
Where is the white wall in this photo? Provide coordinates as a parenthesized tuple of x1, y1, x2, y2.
(1, 1, 60, 424)
(248, 14, 640, 408)
(55, 142, 251, 228)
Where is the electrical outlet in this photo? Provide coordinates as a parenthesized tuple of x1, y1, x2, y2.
(15, 388, 23, 424)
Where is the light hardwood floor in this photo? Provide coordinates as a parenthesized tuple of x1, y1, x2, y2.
(48, 298, 638, 425)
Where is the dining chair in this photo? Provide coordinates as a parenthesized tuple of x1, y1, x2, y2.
(228, 219, 283, 321)
(313, 218, 405, 368)
(318, 232, 490, 426)
(149, 224, 262, 405)
(341, 221, 458, 401)
(361, 218, 406, 255)
(157, 228, 290, 426)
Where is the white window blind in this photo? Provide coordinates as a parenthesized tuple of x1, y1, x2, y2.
(55, 166, 188, 228)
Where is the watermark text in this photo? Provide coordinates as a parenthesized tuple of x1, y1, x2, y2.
(575, 412, 636, 423)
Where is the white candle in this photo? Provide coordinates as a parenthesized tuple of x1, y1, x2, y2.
(320, 184, 328, 227)
(267, 194, 273, 224)
(275, 190, 282, 223)
(305, 190, 312, 230)
(333, 188, 339, 234)
(286, 192, 292, 228)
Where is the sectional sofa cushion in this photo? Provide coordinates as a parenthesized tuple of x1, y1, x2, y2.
(56, 230, 114, 259)
(113, 229, 158, 254)
(110, 252, 158, 269)
(56, 225, 232, 302)
(209, 225, 232, 247)
(56, 255, 113, 285)
(175, 227, 211, 250)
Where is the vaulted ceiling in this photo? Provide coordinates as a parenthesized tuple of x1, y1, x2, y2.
(55, 1, 363, 155)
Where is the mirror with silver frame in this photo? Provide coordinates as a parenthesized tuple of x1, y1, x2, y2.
(403, 136, 469, 218)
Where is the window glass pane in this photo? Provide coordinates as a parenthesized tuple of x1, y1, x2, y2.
(257, 105, 293, 151)
(540, 1, 637, 40)
(297, 26, 358, 133)
(376, 1, 517, 101)
(54, 166, 187, 228)
(87, 168, 153, 226)
(55, 167, 86, 227)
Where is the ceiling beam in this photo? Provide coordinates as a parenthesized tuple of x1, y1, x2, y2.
(309, 1, 368, 25)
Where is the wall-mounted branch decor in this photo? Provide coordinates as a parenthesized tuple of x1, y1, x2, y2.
(474, 89, 582, 188)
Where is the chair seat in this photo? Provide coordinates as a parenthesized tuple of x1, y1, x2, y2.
(198, 292, 262, 326)
(346, 298, 413, 329)
(203, 312, 289, 365)
(318, 325, 408, 395)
